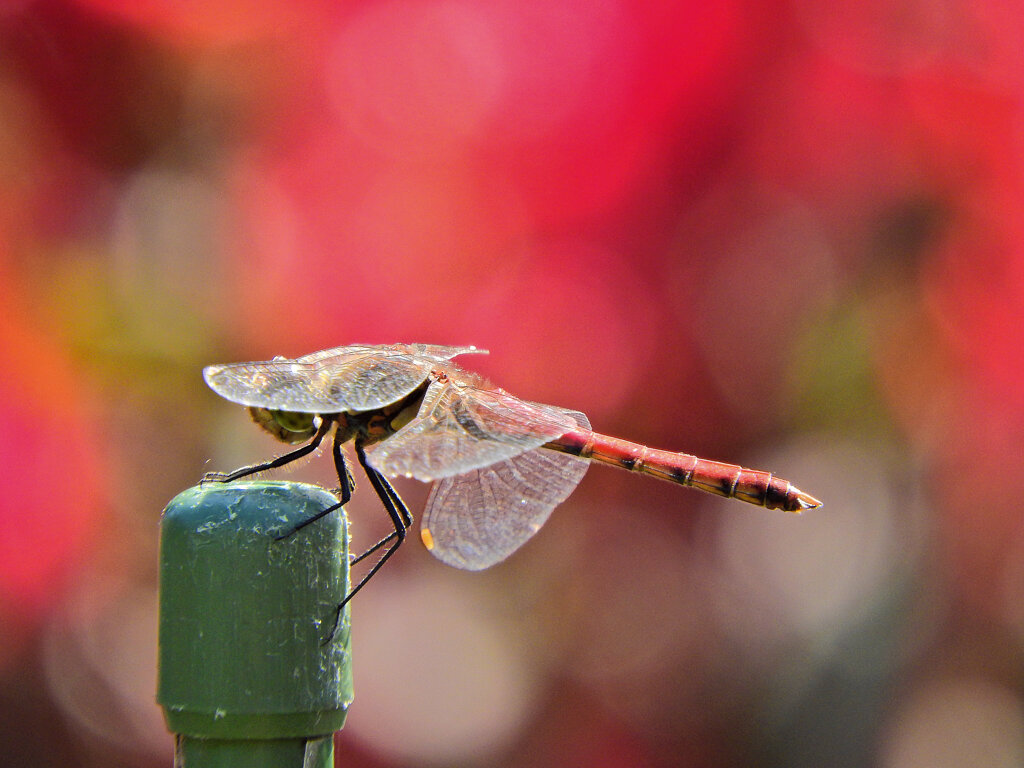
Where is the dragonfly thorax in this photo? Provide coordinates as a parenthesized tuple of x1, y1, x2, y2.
(342, 386, 427, 447)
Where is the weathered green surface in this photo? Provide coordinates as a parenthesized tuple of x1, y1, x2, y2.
(157, 480, 352, 756)
(174, 734, 335, 768)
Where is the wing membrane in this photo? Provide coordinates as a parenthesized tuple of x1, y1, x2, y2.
(420, 411, 591, 570)
(203, 343, 485, 413)
(365, 379, 586, 481)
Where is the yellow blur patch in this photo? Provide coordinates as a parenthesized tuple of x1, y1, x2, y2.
(420, 528, 435, 551)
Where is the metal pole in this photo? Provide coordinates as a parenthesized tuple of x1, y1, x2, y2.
(157, 481, 353, 767)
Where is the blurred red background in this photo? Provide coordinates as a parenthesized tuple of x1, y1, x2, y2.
(3, 0, 1024, 765)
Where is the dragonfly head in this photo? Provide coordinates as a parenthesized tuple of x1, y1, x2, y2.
(247, 406, 319, 444)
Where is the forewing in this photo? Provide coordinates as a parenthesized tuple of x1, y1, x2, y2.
(365, 379, 586, 481)
(420, 412, 591, 570)
(203, 343, 487, 413)
(296, 343, 483, 366)
(203, 356, 346, 412)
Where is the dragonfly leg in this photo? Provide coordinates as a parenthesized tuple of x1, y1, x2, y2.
(321, 441, 410, 645)
(202, 418, 332, 483)
(344, 463, 419, 564)
(370, 457, 413, 528)
(350, 531, 398, 566)
(273, 431, 352, 540)
(343, 454, 414, 562)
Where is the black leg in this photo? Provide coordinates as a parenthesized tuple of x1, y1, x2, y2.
(350, 530, 399, 566)
(273, 430, 353, 540)
(343, 457, 414, 564)
(332, 434, 357, 500)
(375, 464, 413, 528)
(322, 441, 411, 645)
(203, 418, 332, 483)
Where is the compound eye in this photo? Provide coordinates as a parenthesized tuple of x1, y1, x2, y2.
(247, 407, 318, 444)
(272, 410, 315, 434)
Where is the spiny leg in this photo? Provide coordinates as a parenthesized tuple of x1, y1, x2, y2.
(203, 417, 332, 483)
(322, 441, 410, 645)
(349, 456, 413, 566)
(340, 442, 410, 604)
(274, 429, 353, 540)
(350, 531, 398, 567)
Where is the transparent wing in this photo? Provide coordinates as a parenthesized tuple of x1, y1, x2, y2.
(364, 379, 587, 481)
(420, 411, 591, 570)
(203, 343, 486, 413)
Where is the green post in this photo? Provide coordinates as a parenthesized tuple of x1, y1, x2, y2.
(157, 481, 353, 767)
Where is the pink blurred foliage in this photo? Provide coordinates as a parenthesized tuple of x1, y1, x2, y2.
(44, 0, 1024, 628)
(70, 0, 333, 47)
(0, 263, 106, 649)
(464, 0, 755, 227)
(722, 0, 1024, 625)
(4, 0, 1024, 764)
(210, 0, 764, 356)
(0, 5, 113, 650)
(900, 58, 1024, 618)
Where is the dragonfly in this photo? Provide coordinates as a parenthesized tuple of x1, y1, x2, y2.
(204, 343, 820, 617)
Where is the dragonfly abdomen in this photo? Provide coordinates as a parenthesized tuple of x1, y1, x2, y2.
(547, 430, 819, 513)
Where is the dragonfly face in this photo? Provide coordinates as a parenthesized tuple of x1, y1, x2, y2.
(203, 343, 820, 617)
(248, 407, 319, 444)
